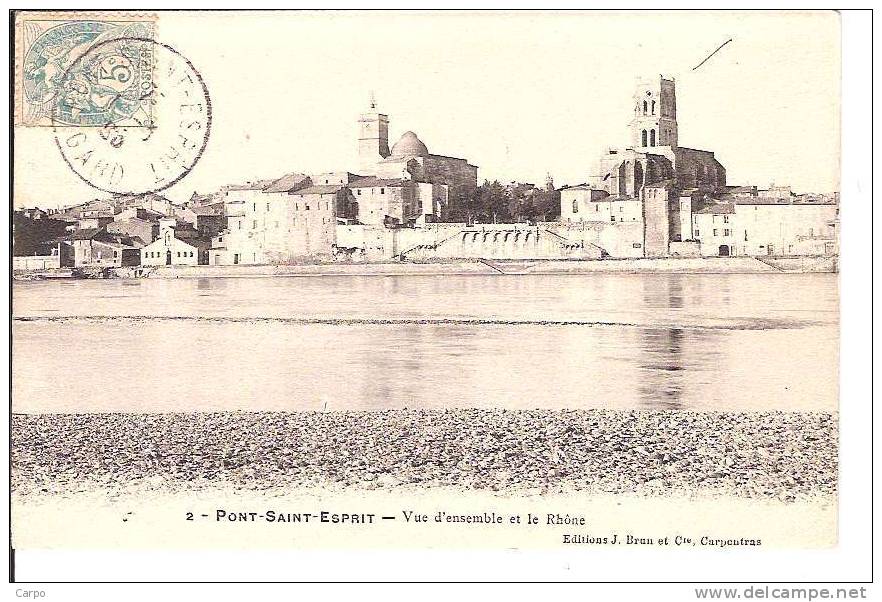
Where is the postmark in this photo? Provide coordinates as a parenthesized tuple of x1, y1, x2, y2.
(52, 38, 212, 196)
(15, 12, 156, 126)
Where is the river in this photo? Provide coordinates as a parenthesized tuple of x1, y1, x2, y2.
(11, 272, 838, 413)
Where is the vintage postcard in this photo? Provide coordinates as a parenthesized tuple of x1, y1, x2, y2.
(10, 8, 849, 583)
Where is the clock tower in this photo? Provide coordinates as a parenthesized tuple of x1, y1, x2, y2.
(357, 93, 390, 175)
(630, 76, 678, 150)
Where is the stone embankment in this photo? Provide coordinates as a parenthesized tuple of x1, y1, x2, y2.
(12, 409, 837, 500)
(12, 256, 838, 280)
(102, 255, 836, 278)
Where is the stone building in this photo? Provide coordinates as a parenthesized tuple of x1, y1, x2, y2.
(279, 184, 351, 260)
(67, 229, 140, 268)
(140, 218, 201, 266)
(106, 217, 157, 246)
(347, 176, 443, 226)
(210, 181, 279, 265)
(643, 182, 672, 258)
(358, 98, 477, 218)
(691, 196, 839, 257)
(557, 74, 839, 259)
(210, 176, 358, 265)
(586, 75, 839, 259)
(210, 100, 477, 264)
(174, 202, 227, 239)
(560, 75, 731, 258)
(561, 186, 643, 225)
(593, 76, 726, 200)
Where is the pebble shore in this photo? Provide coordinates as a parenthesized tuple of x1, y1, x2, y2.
(11, 409, 837, 500)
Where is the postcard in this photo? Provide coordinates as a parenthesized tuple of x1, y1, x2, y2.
(10, 9, 848, 583)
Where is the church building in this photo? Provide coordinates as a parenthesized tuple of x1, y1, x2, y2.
(209, 98, 479, 264)
(591, 76, 727, 200)
(560, 75, 837, 259)
(561, 75, 728, 257)
(355, 97, 478, 224)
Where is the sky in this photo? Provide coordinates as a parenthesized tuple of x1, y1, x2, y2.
(13, 10, 841, 209)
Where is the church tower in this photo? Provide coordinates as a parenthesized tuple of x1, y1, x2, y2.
(630, 76, 678, 150)
(357, 93, 390, 175)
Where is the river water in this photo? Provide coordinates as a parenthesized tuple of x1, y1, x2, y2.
(12, 273, 838, 413)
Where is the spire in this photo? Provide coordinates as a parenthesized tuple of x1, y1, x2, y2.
(369, 90, 376, 110)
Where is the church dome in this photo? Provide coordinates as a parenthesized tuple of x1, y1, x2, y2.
(390, 131, 429, 158)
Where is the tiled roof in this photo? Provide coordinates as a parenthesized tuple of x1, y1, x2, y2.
(347, 177, 409, 189)
(695, 202, 735, 214)
(69, 229, 140, 247)
(113, 192, 172, 205)
(77, 212, 115, 219)
(190, 203, 224, 216)
(110, 217, 151, 226)
(264, 173, 311, 193)
(289, 184, 345, 195)
(223, 180, 275, 191)
(70, 228, 103, 240)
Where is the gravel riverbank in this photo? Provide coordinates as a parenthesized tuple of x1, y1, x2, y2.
(11, 409, 837, 500)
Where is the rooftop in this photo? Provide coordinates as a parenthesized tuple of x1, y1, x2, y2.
(223, 180, 275, 191)
(390, 131, 429, 158)
(695, 202, 735, 214)
(347, 177, 410, 189)
(68, 229, 140, 247)
(289, 184, 345, 195)
(190, 203, 225, 216)
(263, 173, 311, 193)
(70, 228, 103, 240)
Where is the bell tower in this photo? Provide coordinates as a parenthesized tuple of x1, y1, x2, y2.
(630, 75, 678, 150)
(357, 92, 390, 175)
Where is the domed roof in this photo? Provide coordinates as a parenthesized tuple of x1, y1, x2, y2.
(390, 131, 429, 158)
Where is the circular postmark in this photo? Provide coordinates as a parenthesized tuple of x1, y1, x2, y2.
(52, 37, 211, 196)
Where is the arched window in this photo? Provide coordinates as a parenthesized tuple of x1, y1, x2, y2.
(641, 129, 648, 146)
(651, 100, 656, 115)
(643, 100, 648, 115)
(572, 199, 579, 214)
(650, 129, 656, 146)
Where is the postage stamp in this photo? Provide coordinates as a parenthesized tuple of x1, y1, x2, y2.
(14, 12, 156, 127)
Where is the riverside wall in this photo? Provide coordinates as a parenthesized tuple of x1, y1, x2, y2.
(80, 255, 842, 279)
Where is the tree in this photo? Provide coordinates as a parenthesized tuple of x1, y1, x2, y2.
(444, 180, 561, 224)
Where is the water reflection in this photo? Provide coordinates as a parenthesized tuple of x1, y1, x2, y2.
(638, 328, 684, 410)
(11, 273, 838, 414)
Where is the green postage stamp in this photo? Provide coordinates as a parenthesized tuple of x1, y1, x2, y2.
(14, 12, 156, 127)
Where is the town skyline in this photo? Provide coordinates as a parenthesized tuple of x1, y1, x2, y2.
(13, 11, 840, 210)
